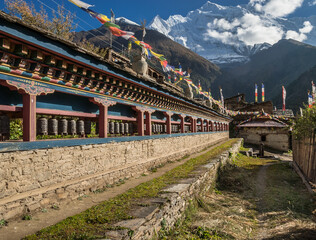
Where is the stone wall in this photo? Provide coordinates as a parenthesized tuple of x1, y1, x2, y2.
(237, 128, 289, 151)
(0, 132, 228, 220)
(105, 139, 242, 240)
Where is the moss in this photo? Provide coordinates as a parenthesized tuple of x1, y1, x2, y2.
(24, 139, 238, 240)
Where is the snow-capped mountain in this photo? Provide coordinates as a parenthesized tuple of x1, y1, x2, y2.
(148, 1, 316, 64)
(116, 17, 139, 26)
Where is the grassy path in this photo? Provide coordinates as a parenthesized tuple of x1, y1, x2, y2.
(0, 139, 237, 240)
(161, 154, 316, 239)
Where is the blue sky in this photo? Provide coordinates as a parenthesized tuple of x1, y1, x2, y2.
(0, 0, 315, 31)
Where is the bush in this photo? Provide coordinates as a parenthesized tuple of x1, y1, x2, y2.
(292, 105, 316, 139)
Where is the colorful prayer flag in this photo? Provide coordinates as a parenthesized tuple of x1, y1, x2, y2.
(308, 91, 313, 108)
(255, 84, 258, 103)
(262, 83, 265, 102)
(68, 0, 93, 9)
(312, 81, 316, 104)
(282, 86, 286, 111)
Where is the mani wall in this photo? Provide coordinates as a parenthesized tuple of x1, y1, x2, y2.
(0, 132, 228, 220)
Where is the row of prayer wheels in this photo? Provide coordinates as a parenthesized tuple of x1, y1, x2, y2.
(107, 122, 134, 135)
(37, 118, 91, 136)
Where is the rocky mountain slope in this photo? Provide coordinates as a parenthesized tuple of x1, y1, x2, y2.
(73, 20, 221, 90)
(215, 39, 316, 111)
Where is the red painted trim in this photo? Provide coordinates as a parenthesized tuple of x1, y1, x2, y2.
(0, 31, 226, 120)
(36, 108, 98, 118)
(0, 105, 22, 112)
(108, 116, 136, 122)
(151, 119, 166, 124)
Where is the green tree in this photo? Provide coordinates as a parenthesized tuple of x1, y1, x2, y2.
(292, 105, 316, 139)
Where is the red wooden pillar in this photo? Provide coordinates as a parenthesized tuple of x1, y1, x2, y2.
(199, 119, 203, 132)
(90, 97, 116, 138)
(98, 105, 108, 138)
(191, 117, 197, 133)
(205, 120, 209, 132)
(180, 114, 186, 133)
(144, 111, 152, 136)
(164, 111, 172, 134)
(137, 110, 145, 136)
(23, 94, 37, 142)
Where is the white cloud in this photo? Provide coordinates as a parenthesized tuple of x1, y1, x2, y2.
(212, 18, 240, 31)
(286, 21, 314, 41)
(309, 0, 316, 6)
(203, 5, 313, 47)
(250, 0, 304, 18)
(205, 13, 284, 46)
(204, 29, 237, 45)
(236, 14, 284, 45)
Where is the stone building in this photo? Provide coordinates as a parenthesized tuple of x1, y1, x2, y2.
(225, 94, 273, 114)
(237, 112, 290, 151)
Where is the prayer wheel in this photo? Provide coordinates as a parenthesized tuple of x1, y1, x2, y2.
(152, 124, 156, 134)
(124, 122, 129, 135)
(58, 118, 68, 135)
(120, 122, 125, 135)
(48, 118, 58, 135)
(128, 122, 134, 134)
(109, 121, 114, 134)
(68, 119, 76, 135)
(164, 125, 167, 133)
(77, 120, 85, 136)
(115, 122, 120, 134)
(0, 115, 10, 140)
(84, 120, 91, 135)
(37, 117, 48, 135)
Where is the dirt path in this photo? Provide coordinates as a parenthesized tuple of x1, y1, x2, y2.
(161, 153, 316, 240)
(255, 164, 273, 240)
(0, 140, 227, 240)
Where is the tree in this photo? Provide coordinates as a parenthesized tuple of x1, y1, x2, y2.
(4, 0, 76, 40)
(292, 105, 316, 139)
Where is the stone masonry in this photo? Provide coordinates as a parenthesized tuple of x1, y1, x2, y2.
(105, 139, 242, 239)
(0, 132, 228, 220)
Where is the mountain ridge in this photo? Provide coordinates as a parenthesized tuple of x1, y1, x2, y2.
(148, 1, 316, 65)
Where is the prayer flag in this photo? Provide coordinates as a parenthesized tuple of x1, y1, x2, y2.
(68, 0, 94, 9)
(308, 91, 313, 108)
(312, 81, 316, 104)
(103, 22, 120, 29)
(255, 84, 258, 103)
(262, 83, 265, 102)
(220, 88, 224, 106)
(282, 86, 286, 111)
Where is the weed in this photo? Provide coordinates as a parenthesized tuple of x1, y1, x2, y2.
(51, 204, 60, 210)
(0, 219, 8, 228)
(22, 215, 32, 221)
(41, 208, 47, 213)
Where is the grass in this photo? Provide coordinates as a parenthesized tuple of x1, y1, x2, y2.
(24, 139, 238, 240)
(160, 154, 316, 240)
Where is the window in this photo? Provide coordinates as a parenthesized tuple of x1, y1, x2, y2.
(261, 135, 266, 142)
